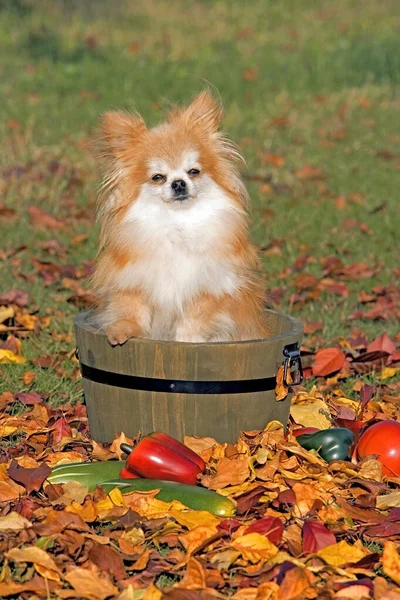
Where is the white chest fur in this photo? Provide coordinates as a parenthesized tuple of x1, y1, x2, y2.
(116, 180, 241, 314)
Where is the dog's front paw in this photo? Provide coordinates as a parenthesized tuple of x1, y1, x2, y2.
(105, 320, 141, 346)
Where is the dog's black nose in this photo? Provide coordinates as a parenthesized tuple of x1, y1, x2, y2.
(171, 180, 186, 194)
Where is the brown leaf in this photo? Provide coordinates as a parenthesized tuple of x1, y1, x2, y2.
(7, 460, 51, 494)
(0, 289, 29, 307)
(15, 391, 42, 405)
(0, 391, 14, 410)
(28, 205, 65, 229)
(32, 354, 58, 369)
(275, 365, 291, 401)
(88, 542, 125, 579)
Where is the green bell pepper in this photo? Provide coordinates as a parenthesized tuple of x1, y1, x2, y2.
(296, 428, 354, 462)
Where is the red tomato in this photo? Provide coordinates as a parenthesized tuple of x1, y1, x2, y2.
(357, 420, 400, 476)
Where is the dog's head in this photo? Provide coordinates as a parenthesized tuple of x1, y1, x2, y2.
(96, 91, 248, 220)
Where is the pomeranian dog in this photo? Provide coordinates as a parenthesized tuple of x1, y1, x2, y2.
(91, 90, 271, 344)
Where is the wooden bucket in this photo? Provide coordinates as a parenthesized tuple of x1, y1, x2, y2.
(75, 309, 303, 444)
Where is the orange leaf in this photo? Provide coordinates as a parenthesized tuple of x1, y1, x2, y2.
(175, 557, 207, 590)
(262, 153, 285, 168)
(201, 455, 250, 490)
(295, 164, 324, 180)
(367, 332, 396, 355)
(383, 541, 400, 585)
(275, 365, 291, 401)
(277, 566, 318, 600)
(312, 347, 346, 376)
(179, 525, 219, 556)
(20, 371, 36, 385)
(230, 532, 279, 564)
(110, 432, 134, 460)
(65, 565, 118, 600)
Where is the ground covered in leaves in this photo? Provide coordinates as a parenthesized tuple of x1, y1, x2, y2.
(1, 0, 400, 598)
(2, 376, 400, 599)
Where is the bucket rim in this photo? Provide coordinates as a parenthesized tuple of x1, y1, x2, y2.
(75, 309, 304, 348)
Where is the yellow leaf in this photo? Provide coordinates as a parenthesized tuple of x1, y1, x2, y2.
(317, 540, 368, 567)
(96, 495, 118, 513)
(378, 367, 399, 380)
(358, 459, 382, 482)
(231, 533, 279, 564)
(0, 512, 32, 531)
(0, 306, 14, 323)
(120, 527, 145, 547)
(383, 541, 400, 586)
(143, 584, 163, 600)
(6, 546, 60, 574)
(109, 487, 127, 507)
(65, 499, 98, 522)
(333, 396, 360, 411)
(0, 349, 25, 364)
(44, 451, 85, 467)
(290, 398, 331, 429)
(0, 425, 18, 438)
(377, 491, 400, 509)
(170, 509, 219, 530)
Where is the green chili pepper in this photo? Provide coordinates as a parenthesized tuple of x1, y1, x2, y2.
(47, 461, 125, 491)
(296, 428, 354, 462)
(101, 479, 236, 517)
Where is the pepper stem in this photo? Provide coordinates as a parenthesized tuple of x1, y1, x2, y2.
(120, 443, 133, 455)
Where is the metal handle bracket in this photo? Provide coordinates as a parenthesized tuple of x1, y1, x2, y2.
(283, 343, 303, 387)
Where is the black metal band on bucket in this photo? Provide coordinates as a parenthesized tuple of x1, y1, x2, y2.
(80, 362, 277, 395)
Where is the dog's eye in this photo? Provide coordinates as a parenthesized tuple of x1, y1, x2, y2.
(188, 168, 200, 176)
(151, 174, 165, 182)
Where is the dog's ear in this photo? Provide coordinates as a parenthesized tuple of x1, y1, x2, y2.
(174, 90, 223, 135)
(99, 110, 147, 158)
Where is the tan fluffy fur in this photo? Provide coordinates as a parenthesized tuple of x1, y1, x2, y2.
(91, 91, 271, 344)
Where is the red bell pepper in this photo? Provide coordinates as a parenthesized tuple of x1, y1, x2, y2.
(119, 466, 141, 479)
(120, 432, 205, 486)
(292, 427, 319, 438)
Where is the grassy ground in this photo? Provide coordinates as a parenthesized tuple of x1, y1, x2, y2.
(0, 0, 399, 398)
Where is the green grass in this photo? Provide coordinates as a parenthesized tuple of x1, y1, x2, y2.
(0, 0, 399, 397)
